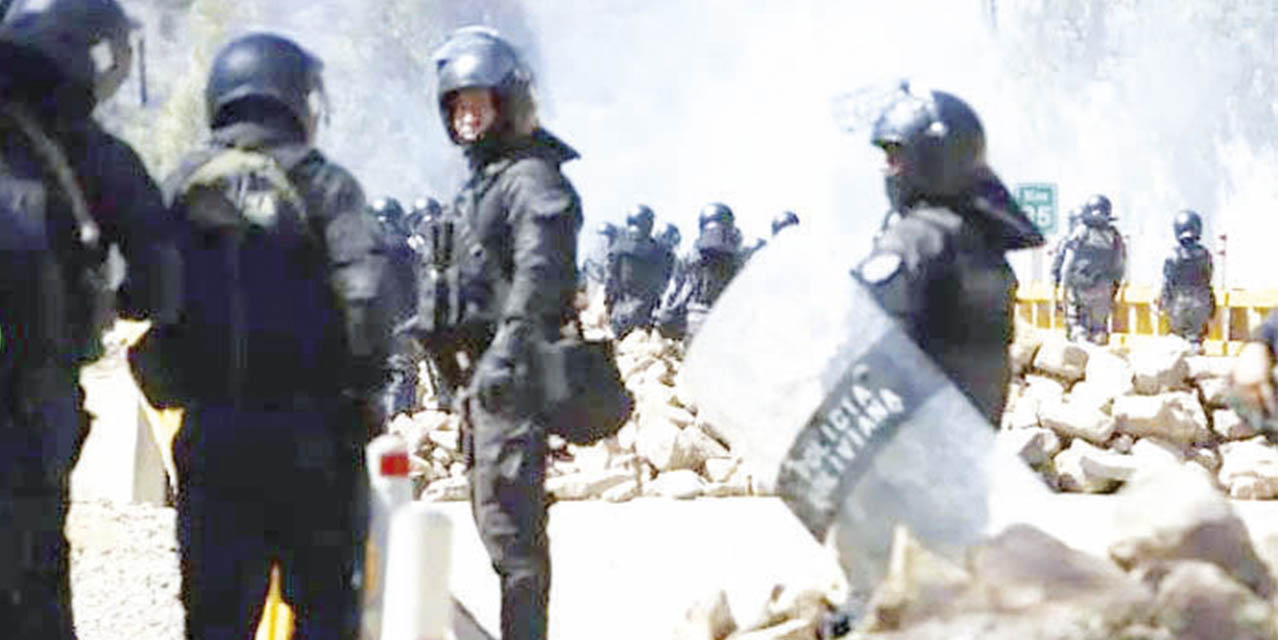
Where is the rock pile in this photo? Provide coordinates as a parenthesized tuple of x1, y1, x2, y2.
(847, 467, 1278, 640)
(1002, 327, 1278, 499)
(391, 324, 756, 503)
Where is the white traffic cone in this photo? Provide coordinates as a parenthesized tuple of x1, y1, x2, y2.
(380, 503, 454, 640)
(362, 433, 414, 640)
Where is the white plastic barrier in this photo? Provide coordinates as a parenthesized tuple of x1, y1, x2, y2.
(381, 503, 454, 640)
(362, 434, 414, 640)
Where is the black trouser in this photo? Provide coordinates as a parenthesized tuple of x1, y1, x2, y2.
(0, 363, 86, 640)
(607, 295, 658, 339)
(174, 400, 366, 640)
(465, 389, 550, 640)
(1168, 289, 1213, 345)
(381, 336, 420, 419)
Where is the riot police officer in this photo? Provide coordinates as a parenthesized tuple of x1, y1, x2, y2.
(832, 85, 1043, 634)
(431, 27, 581, 640)
(656, 221, 681, 298)
(0, 1, 179, 635)
(1049, 206, 1083, 290)
(1058, 194, 1126, 344)
(372, 196, 422, 417)
(771, 210, 800, 236)
(144, 33, 390, 639)
(604, 204, 668, 337)
(1158, 209, 1214, 352)
(582, 220, 618, 289)
(855, 85, 1044, 428)
(655, 202, 745, 341)
(407, 195, 442, 235)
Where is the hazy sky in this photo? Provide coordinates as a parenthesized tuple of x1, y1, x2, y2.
(108, 0, 1278, 286)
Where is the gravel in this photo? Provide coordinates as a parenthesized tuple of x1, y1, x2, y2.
(68, 501, 184, 640)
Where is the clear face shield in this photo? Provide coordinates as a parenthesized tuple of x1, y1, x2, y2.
(88, 28, 135, 103)
(305, 69, 331, 138)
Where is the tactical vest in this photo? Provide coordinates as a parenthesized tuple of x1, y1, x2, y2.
(610, 234, 667, 302)
(1066, 226, 1122, 288)
(1165, 245, 1212, 288)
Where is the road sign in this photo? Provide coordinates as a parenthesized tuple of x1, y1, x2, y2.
(1015, 183, 1057, 235)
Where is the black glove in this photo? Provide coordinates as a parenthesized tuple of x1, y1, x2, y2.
(473, 318, 534, 413)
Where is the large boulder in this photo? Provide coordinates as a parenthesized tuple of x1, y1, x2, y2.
(857, 525, 1152, 640)
(1212, 409, 1257, 441)
(1038, 397, 1117, 444)
(419, 475, 469, 502)
(1129, 343, 1189, 395)
(1113, 392, 1211, 446)
(545, 468, 634, 501)
(1053, 440, 1130, 492)
(1186, 356, 1235, 381)
(1109, 466, 1274, 598)
(1022, 375, 1067, 402)
(636, 412, 683, 471)
(1219, 437, 1278, 500)
(1009, 325, 1043, 375)
(1129, 437, 1184, 471)
(1000, 391, 1041, 430)
(1148, 561, 1277, 640)
(644, 469, 706, 499)
(1032, 337, 1089, 382)
(1067, 380, 1121, 414)
(1197, 376, 1231, 409)
(998, 427, 1061, 467)
(1082, 349, 1136, 397)
(675, 590, 736, 640)
(671, 426, 731, 471)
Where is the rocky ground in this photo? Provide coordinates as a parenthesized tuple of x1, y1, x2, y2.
(68, 501, 183, 640)
(1002, 324, 1278, 498)
(66, 306, 1278, 640)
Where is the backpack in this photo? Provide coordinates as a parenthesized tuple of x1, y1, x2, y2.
(159, 146, 342, 404)
(0, 102, 108, 393)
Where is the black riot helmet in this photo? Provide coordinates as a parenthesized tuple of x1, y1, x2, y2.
(371, 197, 405, 225)
(205, 33, 326, 140)
(432, 26, 535, 146)
(405, 196, 442, 233)
(771, 210, 800, 236)
(659, 222, 681, 250)
(871, 84, 986, 210)
(596, 221, 619, 242)
(1081, 194, 1113, 228)
(698, 202, 735, 231)
(626, 204, 655, 237)
(1173, 209, 1202, 245)
(1, 0, 139, 106)
(696, 220, 742, 255)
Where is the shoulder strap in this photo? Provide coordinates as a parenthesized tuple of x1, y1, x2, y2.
(181, 147, 308, 222)
(0, 103, 98, 250)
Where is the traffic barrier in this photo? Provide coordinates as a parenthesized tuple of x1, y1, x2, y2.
(1015, 282, 1278, 356)
(362, 434, 414, 640)
(380, 503, 454, 640)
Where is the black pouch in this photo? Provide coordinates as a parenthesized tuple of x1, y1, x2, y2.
(537, 335, 633, 445)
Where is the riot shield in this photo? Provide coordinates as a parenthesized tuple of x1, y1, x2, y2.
(684, 228, 1050, 593)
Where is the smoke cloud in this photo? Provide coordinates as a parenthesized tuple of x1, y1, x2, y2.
(101, 0, 1278, 286)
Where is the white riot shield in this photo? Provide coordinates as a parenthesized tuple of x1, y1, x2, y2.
(684, 229, 1049, 592)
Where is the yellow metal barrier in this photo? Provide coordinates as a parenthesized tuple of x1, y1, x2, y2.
(1016, 283, 1278, 356)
